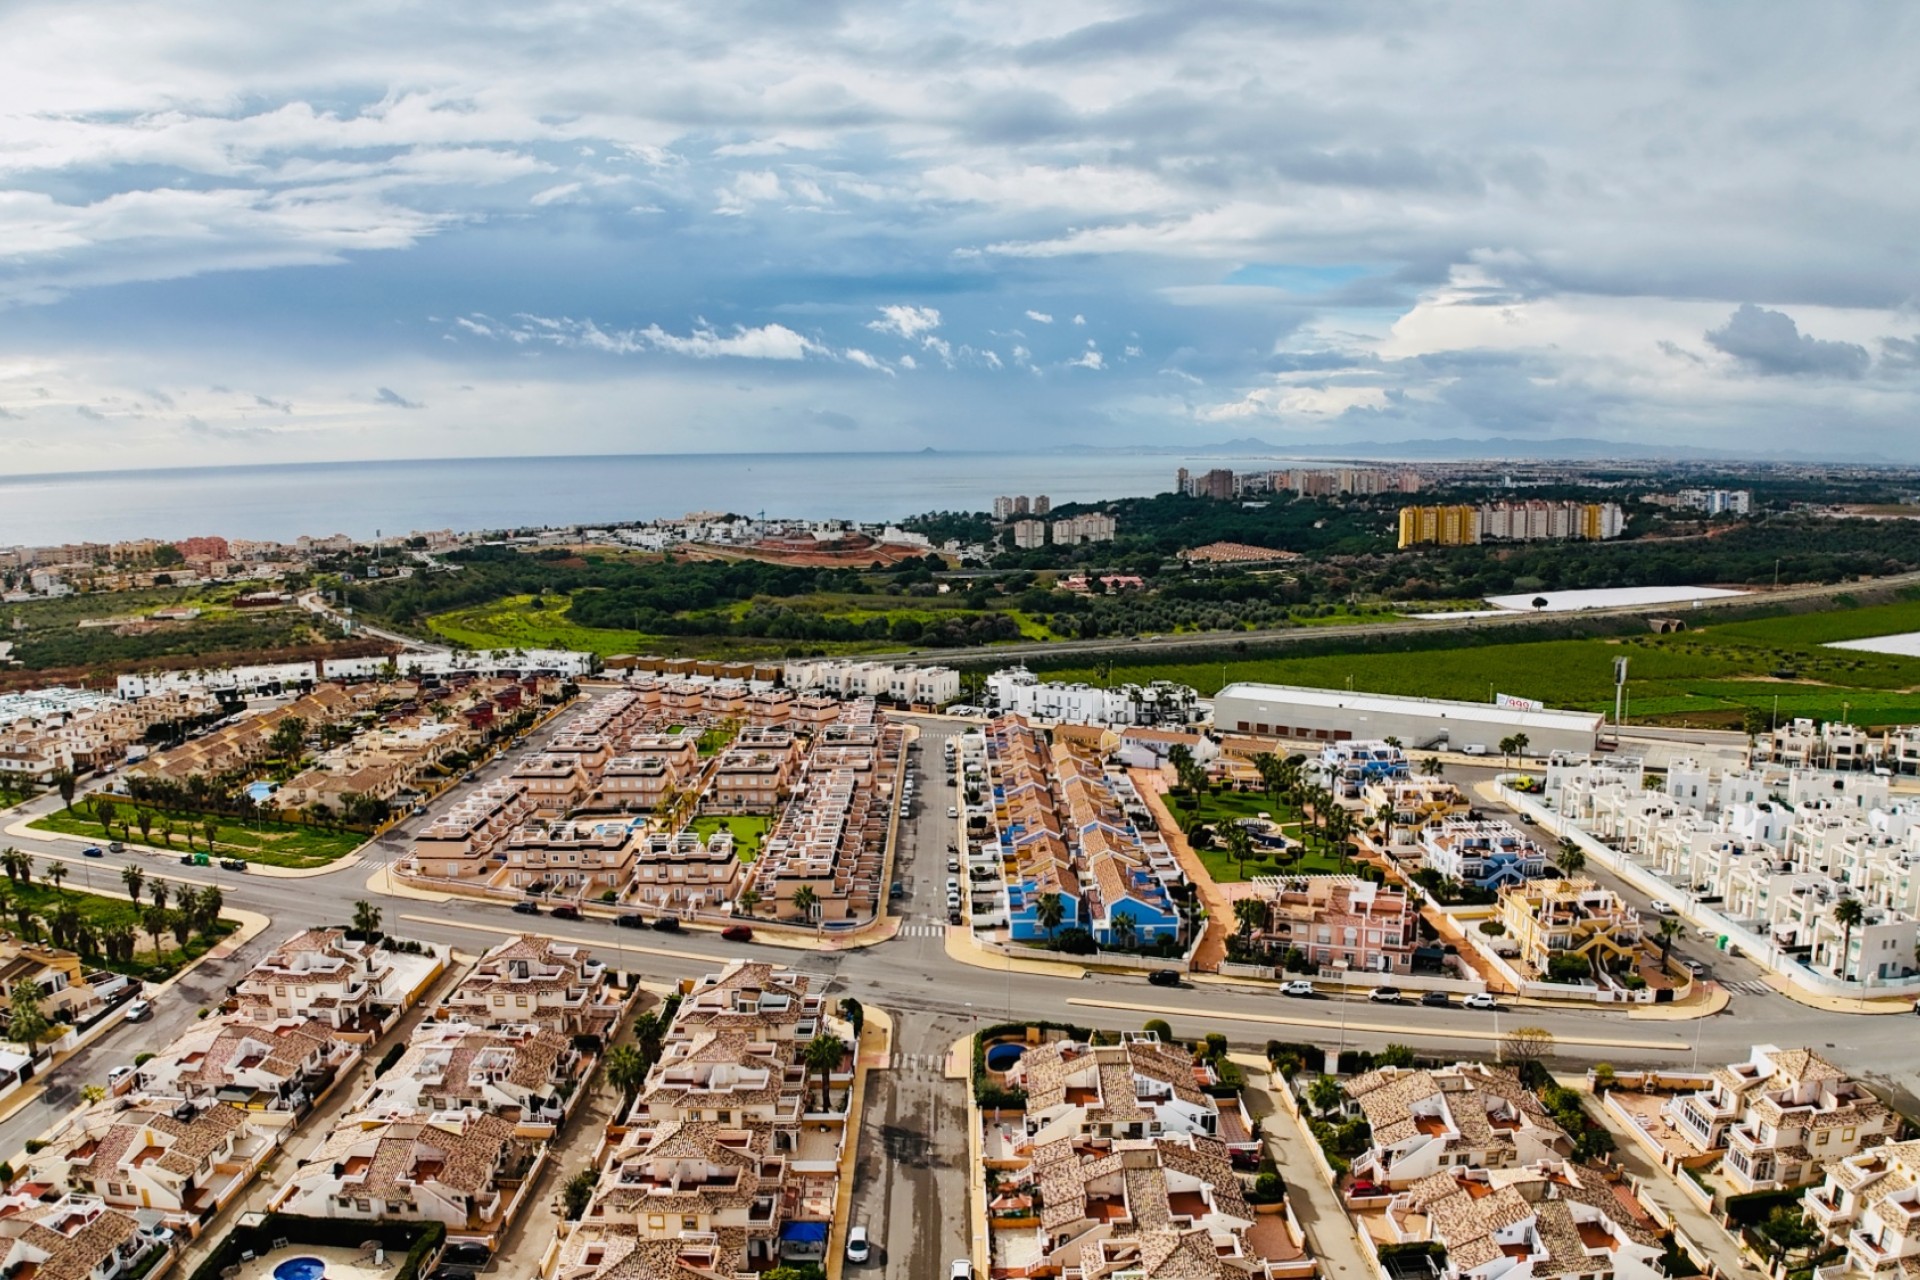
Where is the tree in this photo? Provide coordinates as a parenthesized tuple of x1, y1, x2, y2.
(142, 904, 170, 960)
(1110, 911, 1138, 951)
(195, 886, 225, 942)
(1498, 735, 1517, 765)
(1421, 755, 1445, 778)
(51, 770, 76, 811)
(1557, 840, 1587, 877)
(1531, 596, 1549, 611)
(1501, 1026, 1555, 1065)
(1376, 1044, 1416, 1069)
(1757, 1207, 1821, 1270)
(120, 862, 144, 907)
(1656, 917, 1682, 965)
(1224, 821, 1252, 874)
(94, 797, 117, 836)
(1036, 891, 1066, 943)
(81, 1083, 106, 1107)
(1511, 733, 1530, 760)
(604, 1044, 647, 1100)
(44, 862, 66, 894)
(1143, 1018, 1174, 1042)
(135, 809, 154, 844)
(351, 900, 383, 939)
(802, 1032, 846, 1112)
(200, 818, 219, 853)
(561, 1169, 597, 1221)
(7, 981, 53, 1061)
(1233, 897, 1267, 944)
(1834, 896, 1866, 976)
(158, 819, 174, 851)
(1307, 1074, 1343, 1116)
(839, 996, 864, 1042)
(1591, 1063, 1617, 1095)
(792, 885, 819, 923)
(148, 880, 170, 913)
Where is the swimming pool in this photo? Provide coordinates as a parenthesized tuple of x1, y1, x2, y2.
(273, 1257, 326, 1280)
(985, 1042, 1026, 1071)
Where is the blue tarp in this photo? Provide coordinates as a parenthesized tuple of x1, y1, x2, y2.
(780, 1222, 829, 1243)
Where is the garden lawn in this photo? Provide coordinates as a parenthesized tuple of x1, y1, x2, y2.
(688, 814, 770, 863)
(0, 880, 236, 978)
(33, 803, 364, 869)
(1170, 789, 1347, 882)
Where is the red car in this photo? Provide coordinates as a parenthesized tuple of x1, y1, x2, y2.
(721, 924, 754, 943)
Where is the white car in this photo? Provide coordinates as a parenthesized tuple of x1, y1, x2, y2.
(123, 999, 153, 1023)
(846, 1224, 871, 1265)
(1648, 900, 1672, 914)
(1281, 980, 1315, 998)
(950, 1262, 975, 1280)
(948, 806, 959, 818)
(1462, 993, 1499, 1010)
(1683, 959, 1706, 975)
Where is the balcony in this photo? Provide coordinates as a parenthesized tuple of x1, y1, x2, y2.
(1807, 1190, 1854, 1229)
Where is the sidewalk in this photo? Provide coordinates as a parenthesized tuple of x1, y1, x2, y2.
(1130, 767, 1229, 971)
(942, 923, 1087, 980)
(1239, 1056, 1374, 1280)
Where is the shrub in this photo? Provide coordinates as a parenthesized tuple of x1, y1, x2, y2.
(22, 1140, 45, 1155)
(373, 1043, 407, 1077)
(1477, 921, 1506, 936)
(1143, 1019, 1174, 1042)
(133, 1052, 154, 1067)
(1249, 1171, 1286, 1203)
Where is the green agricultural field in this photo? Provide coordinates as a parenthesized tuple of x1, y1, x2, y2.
(1042, 596, 1920, 728)
(429, 594, 910, 659)
(34, 800, 365, 869)
(688, 814, 769, 863)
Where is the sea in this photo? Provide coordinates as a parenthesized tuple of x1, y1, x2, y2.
(0, 452, 1284, 545)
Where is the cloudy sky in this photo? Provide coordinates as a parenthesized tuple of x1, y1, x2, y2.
(4, 1, 1919, 473)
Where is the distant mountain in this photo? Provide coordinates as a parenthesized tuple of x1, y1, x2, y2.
(1067, 436, 1897, 464)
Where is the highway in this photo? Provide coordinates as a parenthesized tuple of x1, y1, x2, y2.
(5, 706, 1920, 1270)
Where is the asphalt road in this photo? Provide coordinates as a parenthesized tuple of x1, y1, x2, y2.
(8, 706, 1920, 1258)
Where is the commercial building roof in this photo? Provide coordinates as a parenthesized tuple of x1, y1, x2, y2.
(1214, 681, 1605, 734)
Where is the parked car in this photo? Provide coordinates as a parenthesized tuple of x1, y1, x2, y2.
(950, 1262, 975, 1280)
(890, 881, 904, 899)
(947, 858, 959, 873)
(1460, 743, 1488, 756)
(550, 904, 581, 921)
(1368, 987, 1404, 1004)
(441, 1244, 491, 1268)
(649, 916, 681, 933)
(123, 999, 153, 1023)
(511, 901, 540, 915)
(107, 1065, 135, 1091)
(220, 858, 247, 872)
(82, 845, 105, 858)
(1697, 925, 1721, 940)
(108, 841, 124, 853)
(721, 924, 754, 943)
(1147, 969, 1182, 988)
(1462, 993, 1499, 1010)
(846, 1225, 871, 1265)
(1420, 991, 1451, 1008)
(427, 1267, 475, 1280)
(615, 914, 645, 928)
(1649, 900, 1672, 914)
(1281, 980, 1315, 998)
(1348, 1179, 1383, 1198)
(1683, 959, 1706, 975)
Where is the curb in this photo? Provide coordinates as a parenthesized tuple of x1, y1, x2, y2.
(6, 815, 363, 879)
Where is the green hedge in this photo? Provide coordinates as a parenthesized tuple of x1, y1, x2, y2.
(373, 1042, 407, 1077)
(183, 1214, 447, 1280)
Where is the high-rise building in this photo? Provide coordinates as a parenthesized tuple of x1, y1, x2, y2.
(1011, 519, 1047, 549)
(1013, 495, 1031, 515)
(1053, 513, 1116, 545)
(993, 496, 1014, 521)
(1032, 495, 1051, 515)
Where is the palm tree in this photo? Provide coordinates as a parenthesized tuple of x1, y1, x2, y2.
(44, 862, 67, 894)
(736, 887, 761, 919)
(121, 864, 144, 906)
(158, 819, 174, 851)
(148, 880, 170, 915)
(1497, 735, 1518, 766)
(1374, 802, 1396, 848)
(1111, 912, 1137, 952)
(1223, 822, 1252, 875)
(1421, 756, 1445, 778)
(792, 885, 819, 924)
(1511, 733, 1530, 761)
(801, 1032, 846, 1112)
(604, 1044, 647, 1101)
(135, 810, 154, 844)
(351, 900, 383, 939)
(1035, 891, 1066, 943)
(51, 770, 76, 811)
(1656, 917, 1682, 966)
(1233, 897, 1266, 944)
(1558, 840, 1587, 878)
(1834, 897, 1866, 977)
(142, 905, 170, 960)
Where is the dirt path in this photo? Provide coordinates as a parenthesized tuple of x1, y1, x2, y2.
(1131, 767, 1231, 972)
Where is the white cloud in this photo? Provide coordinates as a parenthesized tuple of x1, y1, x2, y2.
(1024, 310, 1053, 324)
(529, 181, 582, 206)
(867, 305, 942, 340)
(843, 348, 892, 375)
(1065, 350, 1104, 370)
(1072, 314, 1086, 326)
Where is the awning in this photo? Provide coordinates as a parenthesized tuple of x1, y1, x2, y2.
(779, 1222, 829, 1244)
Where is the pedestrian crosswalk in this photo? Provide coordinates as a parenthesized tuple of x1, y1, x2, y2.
(896, 922, 950, 938)
(1720, 979, 1773, 996)
(891, 1051, 950, 1074)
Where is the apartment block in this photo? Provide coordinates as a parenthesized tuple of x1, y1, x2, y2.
(409, 781, 537, 880)
(1663, 1045, 1894, 1194)
(235, 927, 442, 1038)
(1345, 1063, 1573, 1189)
(27, 1101, 269, 1233)
(1012, 518, 1048, 549)
(502, 818, 640, 894)
(353, 1022, 580, 1129)
(745, 708, 899, 924)
(1244, 875, 1417, 974)
(630, 829, 743, 912)
(1052, 512, 1116, 545)
(1804, 1139, 1920, 1278)
(0, 1193, 168, 1280)
(273, 1111, 529, 1240)
(1421, 818, 1548, 890)
(131, 1015, 359, 1122)
(1497, 878, 1645, 977)
(431, 934, 628, 1039)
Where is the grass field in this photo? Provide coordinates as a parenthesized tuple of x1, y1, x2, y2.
(0, 879, 237, 978)
(688, 814, 769, 862)
(1042, 595, 1920, 727)
(1171, 790, 1348, 882)
(34, 802, 365, 869)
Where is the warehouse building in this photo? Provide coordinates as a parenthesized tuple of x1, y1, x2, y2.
(1211, 682, 1604, 756)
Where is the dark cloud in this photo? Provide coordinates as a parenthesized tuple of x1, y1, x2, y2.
(374, 387, 424, 409)
(253, 393, 292, 413)
(1705, 304, 1870, 378)
(74, 405, 105, 420)
(1881, 334, 1920, 371)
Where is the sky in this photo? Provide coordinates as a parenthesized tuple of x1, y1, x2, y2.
(3, 1, 1920, 473)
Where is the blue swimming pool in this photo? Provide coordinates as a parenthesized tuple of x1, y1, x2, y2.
(985, 1042, 1026, 1071)
(273, 1257, 326, 1280)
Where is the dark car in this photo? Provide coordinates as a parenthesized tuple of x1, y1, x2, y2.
(428, 1269, 475, 1280)
(550, 904, 581, 921)
(615, 914, 645, 929)
(441, 1244, 491, 1268)
(649, 916, 682, 932)
(511, 901, 540, 915)
(82, 846, 105, 858)
(721, 924, 754, 943)
(1420, 991, 1451, 1008)
(1147, 969, 1182, 988)
(221, 858, 247, 872)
